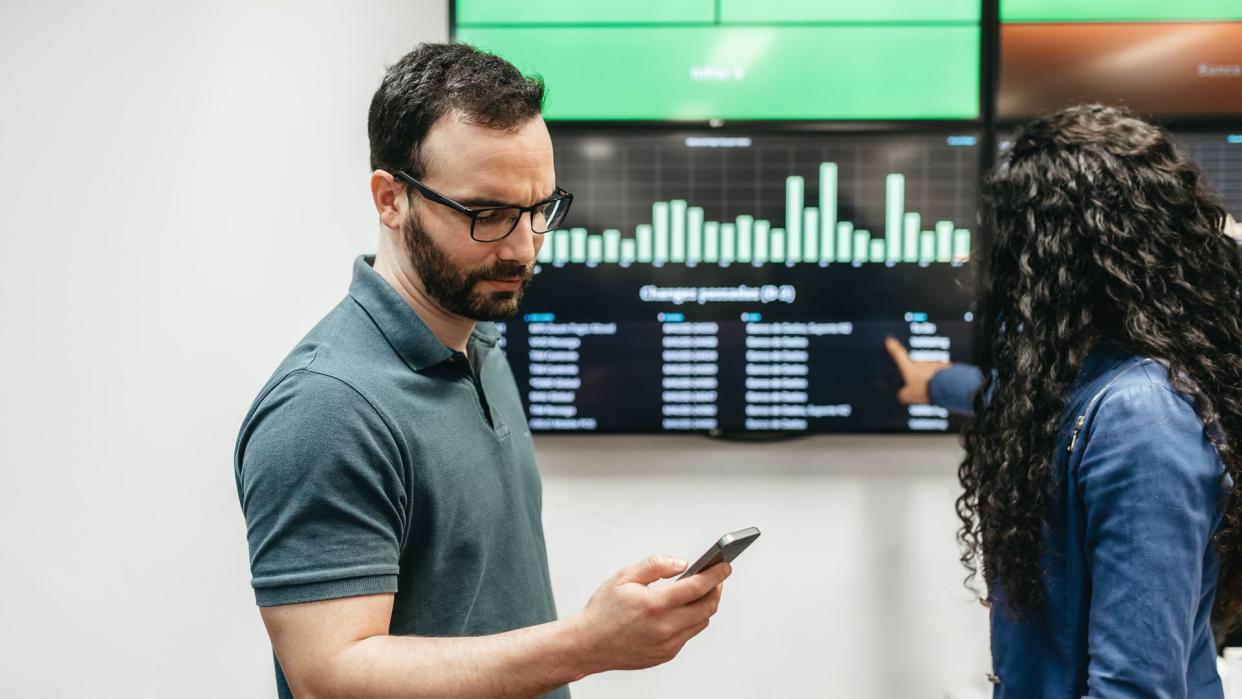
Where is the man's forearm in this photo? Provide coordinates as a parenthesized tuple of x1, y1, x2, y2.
(306, 614, 596, 699)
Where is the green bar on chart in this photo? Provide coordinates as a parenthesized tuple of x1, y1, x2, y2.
(820, 163, 838, 263)
(903, 212, 921, 263)
(670, 199, 687, 263)
(953, 229, 971, 261)
(936, 220, 954, 262)
(620, 238, 636, 265)
(920, 231, 935, 263)
(603, 229, 621, 263)
(838, 221, 854, 262)
(786, 176, 803, 263)
(586, 235, 603, 265)
(886, 174, 905, 263)
(653, 202, 670, 262)
(554, 229, 570, 264)
(687, 206, 704, 264)
(538, 234, 555, 263)
(636, 224, 654, 262)
(570, 228, 588, 263)
(703, 221, 720, 263)
(771, 228, 786, 263)
(721, 223, 737, 264)
(803, 208, 819, 262)
(853, 229, 869, 264)
(754, 219, 771, 264)
(870, 237, 887, 264)
(736, 215, 754, 263)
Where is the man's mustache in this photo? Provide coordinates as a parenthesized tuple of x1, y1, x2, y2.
(471, 261, 534, 283)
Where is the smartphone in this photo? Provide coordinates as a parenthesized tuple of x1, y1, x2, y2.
(677, 527, 761, 580)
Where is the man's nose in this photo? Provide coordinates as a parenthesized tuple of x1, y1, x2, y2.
(496, 211, 538, 265)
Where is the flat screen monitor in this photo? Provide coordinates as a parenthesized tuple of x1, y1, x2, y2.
(1175, 131, 1242, 238)
(997, 1, 1242, 119)
(997, 129, 1242, 238)
(453, 0, 981, 121)
(501, 128, 981, 433)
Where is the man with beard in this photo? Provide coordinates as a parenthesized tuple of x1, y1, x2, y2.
(234, 43, 731, 699)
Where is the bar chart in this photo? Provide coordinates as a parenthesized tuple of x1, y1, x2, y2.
(539, 171, 972, 266)
(540, 130, 979, 268)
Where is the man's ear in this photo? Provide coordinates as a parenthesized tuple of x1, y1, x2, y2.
(371, 170, 405, 231)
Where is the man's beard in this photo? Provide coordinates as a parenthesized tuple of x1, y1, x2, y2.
(401, 211, 534, 321)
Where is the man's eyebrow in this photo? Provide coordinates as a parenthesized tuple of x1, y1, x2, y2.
(459, 188, 559, 209)
(459, 197, 512, 208)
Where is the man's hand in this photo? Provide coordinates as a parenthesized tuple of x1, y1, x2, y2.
(259, 555, 731, 699)
(885, 337, 950, 405)
(569, 555, 730, 674)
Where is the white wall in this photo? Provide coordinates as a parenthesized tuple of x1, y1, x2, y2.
(0, 1, 988, 697)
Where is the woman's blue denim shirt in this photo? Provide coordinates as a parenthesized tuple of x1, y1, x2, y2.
(930, 344, 1228, 698)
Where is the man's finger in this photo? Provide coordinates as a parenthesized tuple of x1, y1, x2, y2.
(656, 562, 732, 607)
(618, 555, 688, 585)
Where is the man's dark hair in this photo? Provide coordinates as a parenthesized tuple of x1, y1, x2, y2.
(957, 104, 1242, 629)
(367, 43, 545, 179)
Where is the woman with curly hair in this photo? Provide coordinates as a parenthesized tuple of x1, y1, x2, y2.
(890, 105, 1242, 696)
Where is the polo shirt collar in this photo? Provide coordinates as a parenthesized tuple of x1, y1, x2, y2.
(348, 255, 455, 372)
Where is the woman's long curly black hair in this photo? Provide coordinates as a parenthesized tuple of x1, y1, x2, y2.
(958, 104, 1242, 627)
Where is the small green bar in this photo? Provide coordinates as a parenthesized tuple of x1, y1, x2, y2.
(903, 212, 921, 263)
(570, 228, 588, 263)
(786, 176, 803, 263)
(736, 215, 754, 263)
(770, 227, 786, 263)
(602, 229, 621, 263)
(653, 202, 670, 262)
(620, 238, 637, 265)
(586, 235, 602, 264)
(920, 231, 936, 263)
(870, 237, 886, 264)
(803, 207, 819, 262)
(936, 220, 954, 262)
(554, 229, 570, 264)
(670, 199, 688, 263)
(885, 173, 905, 263)
(721, 223, 737, 264)
(954, 229, 971, 261)
(837, 221, 854, 262)
(853, 228, 869, 264)
(753, 219, 771, 264)
(637, 224, 654, 262)
(687, 206, 704, 264)
(703, 221, 720, 263)
(820, 162, 838, 262)
(537, 234, 555, 263)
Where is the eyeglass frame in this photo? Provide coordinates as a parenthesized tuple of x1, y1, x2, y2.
(393, 170, 573, 243)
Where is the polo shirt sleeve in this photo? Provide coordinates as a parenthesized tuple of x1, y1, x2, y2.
(237, 369, 407, 607)
(1077, 384, 1224, 697)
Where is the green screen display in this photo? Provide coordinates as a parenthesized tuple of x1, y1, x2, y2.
(454, 1, 980, 121)
(1001, 0, 1242, 22)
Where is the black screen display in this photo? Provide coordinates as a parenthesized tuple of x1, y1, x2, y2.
(499, 129, 981, 433)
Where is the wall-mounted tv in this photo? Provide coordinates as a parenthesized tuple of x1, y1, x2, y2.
(997, 0, 1242, 119)
(454, 0, 981, 121)
(502, 128, 980, 433)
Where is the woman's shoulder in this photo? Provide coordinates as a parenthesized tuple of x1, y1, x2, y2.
(1076, 354, 1223, 484)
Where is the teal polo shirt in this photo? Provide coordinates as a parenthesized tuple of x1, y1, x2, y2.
(235, 256, 567, 699)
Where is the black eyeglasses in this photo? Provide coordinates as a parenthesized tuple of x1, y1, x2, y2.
(394, 170, 573, 242)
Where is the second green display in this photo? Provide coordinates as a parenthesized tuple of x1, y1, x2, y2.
(455, 25, 981, 121)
